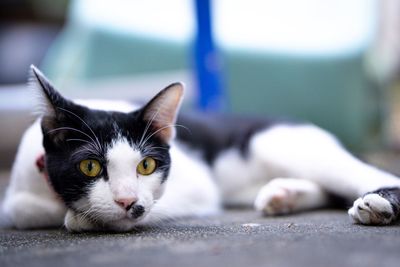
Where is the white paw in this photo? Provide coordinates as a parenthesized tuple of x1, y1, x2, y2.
(348, 193, 395, 225)
(64, 209, 98, 232)
(254, 181, 300, 215)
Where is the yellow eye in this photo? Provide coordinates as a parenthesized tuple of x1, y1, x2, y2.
(79, 159, 102, 177)
(137, 157, 157, 176)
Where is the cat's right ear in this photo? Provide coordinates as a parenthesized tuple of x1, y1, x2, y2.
(29, 65, 67, 117)
(29, 65, 74, 140)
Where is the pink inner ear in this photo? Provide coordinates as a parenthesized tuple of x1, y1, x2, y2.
(35, 153, 61, 200)
(36, 154, 45, 173)
(35, 153, 50, 184)
(144, 83, 184, 143)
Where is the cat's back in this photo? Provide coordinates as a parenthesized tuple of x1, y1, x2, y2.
(176, 112, 291, 163)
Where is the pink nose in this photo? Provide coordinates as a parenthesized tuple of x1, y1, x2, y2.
(114, 197, 138, 210)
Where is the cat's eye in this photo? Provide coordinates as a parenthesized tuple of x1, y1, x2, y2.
(79, 159, 102, 177)
(137, 157, 157, 176)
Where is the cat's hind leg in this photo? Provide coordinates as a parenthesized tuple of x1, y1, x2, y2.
(250, 124, 400, 224)
(254, 178, 329, 215)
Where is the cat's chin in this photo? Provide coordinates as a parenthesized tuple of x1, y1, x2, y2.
(105, 217, 146, 232)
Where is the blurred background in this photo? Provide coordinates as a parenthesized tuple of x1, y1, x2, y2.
(1, 0, 400, 170)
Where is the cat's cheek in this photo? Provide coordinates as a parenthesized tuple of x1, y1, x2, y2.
(153, 182, 167, 200)
(139, 173, 166, 201)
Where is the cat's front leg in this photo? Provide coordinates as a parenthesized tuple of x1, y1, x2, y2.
(254, 178, 329, 215)
(2, 192, 66, 229)
(348, 187, 400, 225)
(64, 209, 100, 232)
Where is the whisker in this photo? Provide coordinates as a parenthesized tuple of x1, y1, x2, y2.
(67, 138, 101, 157)
(138, 106, 162, 149)
(141, 124, 189, 146)
(143, 146, 170, 151)
(175, 123, 192, 135)
(66, 138, 94, 145)
(56, 107, 103, 153)
(48, 126, 102, 156)
(48, 127, 97, 145)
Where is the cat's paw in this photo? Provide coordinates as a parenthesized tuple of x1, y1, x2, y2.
(254, 179, 300, 215)
(348, 193, 395, 225)
(64, 209, 99, 232)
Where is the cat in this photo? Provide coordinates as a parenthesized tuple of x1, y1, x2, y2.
(1, 65, 400, 232)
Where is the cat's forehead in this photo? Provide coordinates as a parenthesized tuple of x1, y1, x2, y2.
(75, 103, 140, 137)
(107, 138, 142, 167)
(77, 99, 145, 133)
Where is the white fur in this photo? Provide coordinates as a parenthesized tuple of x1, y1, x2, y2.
(213, 148, 271, 206)
(1, 120, 66, 229)
(254, 178, 328, 215)
(74, 99, 139, 113)
(140, 144, 221, 224)
(106, 139, 143, 205)
(248, 124, 400, 198)
(64, 209, 98, 232)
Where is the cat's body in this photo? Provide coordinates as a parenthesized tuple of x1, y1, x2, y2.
(2, 66, 400, 232)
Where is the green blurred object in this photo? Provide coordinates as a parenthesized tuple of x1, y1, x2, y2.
(225, 50, 381, 151)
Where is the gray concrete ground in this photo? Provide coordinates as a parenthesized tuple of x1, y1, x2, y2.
(1, 171, 400, 267)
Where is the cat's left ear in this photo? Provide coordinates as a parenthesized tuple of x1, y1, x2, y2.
(140, 83, 184, 144)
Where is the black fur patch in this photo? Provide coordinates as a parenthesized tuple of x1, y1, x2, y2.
(176, 112, 295, 164)
(369, 187, 400, 217)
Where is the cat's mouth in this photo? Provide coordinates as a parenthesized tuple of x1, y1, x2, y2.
(73, 200, 148, 225)
(127, 204, 146, 219)
(84, 208, 148, 229)
(109, 204, 149, 223)
(105, 207, 150, 230)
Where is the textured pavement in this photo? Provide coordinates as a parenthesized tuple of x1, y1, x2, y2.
(1, 172, 400, 267)
(1, 210, 400, 267)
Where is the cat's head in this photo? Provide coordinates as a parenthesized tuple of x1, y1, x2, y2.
(30, 65, 184, 230)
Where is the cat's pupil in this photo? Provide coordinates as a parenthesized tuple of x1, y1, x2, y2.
(143, 159, 148, 169)
(88, 161, 93, 172)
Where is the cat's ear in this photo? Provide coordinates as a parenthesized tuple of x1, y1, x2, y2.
(30, 65, 68, 116)
(29, 65, 75, 141)
(140, 83, 184, 143)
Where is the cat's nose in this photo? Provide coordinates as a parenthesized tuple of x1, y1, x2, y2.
(114, 197, 138, 211)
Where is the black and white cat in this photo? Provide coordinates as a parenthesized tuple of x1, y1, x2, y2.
(2, 65, 400, 232)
